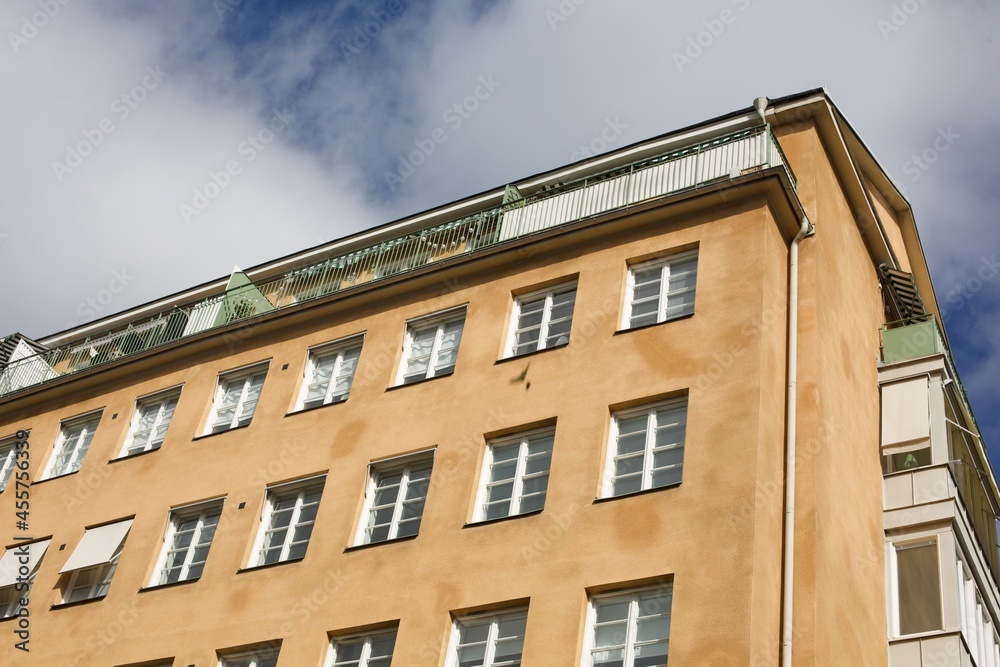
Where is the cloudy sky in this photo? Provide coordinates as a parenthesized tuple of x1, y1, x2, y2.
(1, 0, 998, 458)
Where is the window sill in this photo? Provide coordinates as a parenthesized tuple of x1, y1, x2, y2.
(138, 577, 201, 593)
(594, 482, 682, 503)
(494, 343, 568, 365)
(463, 508, 543, 528)
(236, 556, 305, 574)
(344, 534, 418, 553)
(613, 312, 694, 336)
(192, 423, 251, 442)
(285, 396, 348, 418)
(51, 595, 107, 610)
(888, 628, 953, 643)
(31, 469, 81, 486)
(385, 372, 454, 392)
(108, 446, 162, 464)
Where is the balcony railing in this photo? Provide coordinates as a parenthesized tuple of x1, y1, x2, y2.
(881, 315, 975, 428)
(0, 125, 796, 398)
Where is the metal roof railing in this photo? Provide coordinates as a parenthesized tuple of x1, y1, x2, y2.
(0, 125, 796, 398)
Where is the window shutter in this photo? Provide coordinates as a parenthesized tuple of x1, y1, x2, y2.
(881, 377, 930, 449)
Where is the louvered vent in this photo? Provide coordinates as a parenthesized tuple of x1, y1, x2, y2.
(878, 264, 928, 324)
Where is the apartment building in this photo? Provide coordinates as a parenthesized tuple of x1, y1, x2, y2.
(0, 88, 996, 666)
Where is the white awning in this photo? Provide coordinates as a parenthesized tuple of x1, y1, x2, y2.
(0, 539, 52, 587)
(881, 377, 931, 448)
(59, 520, 133, 573)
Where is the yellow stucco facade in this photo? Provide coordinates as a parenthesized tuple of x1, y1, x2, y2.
(0, 91, 954, 666)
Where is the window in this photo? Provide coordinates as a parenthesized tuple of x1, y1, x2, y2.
(42, 411, 103, 480)
(396, 308, 466, 385)
(623, 251, 697, 329)
(59, 519, 133, 603)
(152, 500, 223, 586)
(893, 539, 942, 635)
(219, 648, 279, 667)
(0, 539, 51, 619)
(474, 429, 553, 521)
(604, 398, 687, 498)
(881, 377, 932, 473)
(956, 556, 1000, 666)
(586, 585, 672, 667)
(449, 608, 527, 667)
(506, 283, 576, 357)
(121, 388, 180, 457)
(251, 477, 325, 567)
(359, 453, 434, 545)
(207, 364, 268, 434)
(0, 435, 17, 492)
(328, 628, 397, 667)
(297, 336, 363, 410)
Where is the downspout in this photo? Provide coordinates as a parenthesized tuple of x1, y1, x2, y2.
(781, 215, 815, 667)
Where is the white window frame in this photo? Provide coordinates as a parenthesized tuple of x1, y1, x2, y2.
(602, 398, 688, 498)
(0, 435, 18, 492)
(249, 476, 326, 568)
(41, 411, 103, 480)
(356, 451, 435, 546)
(219, 647, 280, 667)
(956, 550, 1000, 667)
(504, 281, 577, 358)
(583, 584, 673, 667)
(326, 627, 398, 667)
(473, 428, 554, 522)
(120, 387, 182, 457)
(888, 536, 944, 638)
(296, 335, 364, 411)
(446, 607, 528, 667)
(0, 583, 24, 620)
(395, 307, 467, 386)
(0, 539, 50, 619)
(63, 547, 121, 603)
(205, 363, 269, 435)
(151, 499, 224, 587)
(621, 250, 698, 330)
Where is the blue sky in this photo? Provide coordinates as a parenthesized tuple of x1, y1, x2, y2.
(1, 0, 998, 462)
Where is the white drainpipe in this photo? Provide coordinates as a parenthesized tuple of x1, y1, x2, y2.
(782, 215, 815, 666)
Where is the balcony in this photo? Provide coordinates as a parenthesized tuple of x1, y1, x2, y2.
(881, 315, 975, 426)
(881, 316, 1000, 584)
(0, 125, 796, 398)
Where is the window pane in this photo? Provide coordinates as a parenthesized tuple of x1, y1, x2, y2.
(591, 649, 625, 667)
(306, 355, 336, 404)
(0, 443, 16, 492)
(897, 541, 943, 634)
(405, 327, 436, 380)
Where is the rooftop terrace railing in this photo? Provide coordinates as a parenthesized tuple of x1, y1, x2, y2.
(0, 125, 796, 397)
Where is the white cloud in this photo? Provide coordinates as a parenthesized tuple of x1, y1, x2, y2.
(1, 0, 998, 449)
